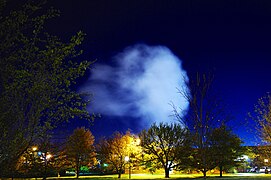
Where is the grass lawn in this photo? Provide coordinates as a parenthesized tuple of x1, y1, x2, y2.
(43, 173, 271, 180)
(6, 173, 271, 180)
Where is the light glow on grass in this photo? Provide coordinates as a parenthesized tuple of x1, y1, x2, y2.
(44, 173, 271, 180)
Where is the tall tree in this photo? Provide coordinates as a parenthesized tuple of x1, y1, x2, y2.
(249, 93, 271, 173)
(139, 123, 191, 178)
(65, 127, 96, 178)
(175, 73, 226, 178)
(250, 93, 271, 143)
(97, 131, 139, 179)
(209, 124, 245, 177)
(0, 1, 92, 175)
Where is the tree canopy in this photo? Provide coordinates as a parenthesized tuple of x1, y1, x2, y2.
(0, 1, 92, 175)
(65, 127, 96, 178)
(139, 123, 191, 178)
(250, 93, 271, 143)
(96, 131, 140, 178)
(209, 124, 245, 177)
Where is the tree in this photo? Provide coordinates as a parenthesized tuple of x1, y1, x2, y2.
(249, 94, 271, 172)
(0, 1, 92, 175)
(175, 73, 227, 178)
(250, 93, 271, 143)
(250, 145, 271, 170)
(16, 146, 40, 176)
(16, 140, 56, 179)
(65, 127, 96, 178)
(97, 131, 140, 178)
(208, 124, 245, 177)
(139, 123, 191, 178)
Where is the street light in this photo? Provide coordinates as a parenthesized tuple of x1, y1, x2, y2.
(32, 146, 38, 151)
(125, 156, 131, 179)
(31, 146, 38, 167)
(264, 159, 269, 174)
(42, 152, 52, 180)
(135, 138, 141, 146)
(46, 153, 52, 160)
(125, 156, 129, 162)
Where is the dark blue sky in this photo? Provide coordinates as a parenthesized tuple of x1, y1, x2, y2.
(47, 0, 271, 145)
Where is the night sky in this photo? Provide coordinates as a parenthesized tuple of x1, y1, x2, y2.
(46, 0, 271, 146)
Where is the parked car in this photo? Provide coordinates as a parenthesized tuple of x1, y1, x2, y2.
(258, 167, 271, 173)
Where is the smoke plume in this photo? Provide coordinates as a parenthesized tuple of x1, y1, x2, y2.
(81, 44, 189, 129)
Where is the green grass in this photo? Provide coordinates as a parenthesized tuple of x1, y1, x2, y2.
(7, 173, 271, 180)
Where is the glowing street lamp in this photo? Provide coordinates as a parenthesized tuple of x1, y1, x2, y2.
(31, 146, 38, 166)
(32, 146, 38, 151)
(46, 153, 52, 160)
(125, 156, 129, 162)
(135, 138, 141, 145)
(42, 152, 52, 180)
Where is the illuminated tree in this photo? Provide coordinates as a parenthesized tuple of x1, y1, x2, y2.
(0, 1, 92, 175)
(250, 145, 271, 169)
(65, 127, 96, 178)
(16, 146, 40, 175)
(51, 150, 69, 177)
(250, 93, 271, 143)
(249, 93, 271, 171)
(16, 141, 56, 179)
(97, 131, 140, 178)
(175, 73, 227, 178)
(209, 124, 245, 177)
(139, 123, 191, 178)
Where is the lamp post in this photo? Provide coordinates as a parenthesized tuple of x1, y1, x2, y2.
(31, 146, 38, 177)
(42, 152, 52, 180)
(264, 159, 269, 174)
(125, 156, 131, 179)
(125, 136, 141, 179)
(32, 147, 38, 158)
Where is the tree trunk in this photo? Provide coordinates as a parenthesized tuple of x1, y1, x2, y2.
(43, 157, 47, 180)
(118, 171, 121, 178)
(76, 158, 79, 179)
(76, 165, 79, 179)
(165, 168, 170, 178)
(43, 165, 47, 180)
(219, 165, 223, 177)
(203, 170, 207, 179)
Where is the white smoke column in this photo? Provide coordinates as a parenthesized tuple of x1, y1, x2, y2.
(81, 44, 189, 128)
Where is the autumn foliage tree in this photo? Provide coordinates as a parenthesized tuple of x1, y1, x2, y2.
(65, 127, 96, 178)
(139, 123, 191, 178)
(97, 131, 140, 178)
(249, 93, 271, 170)
(250, 93, 271, 143)
(0, 1, 92, 175)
